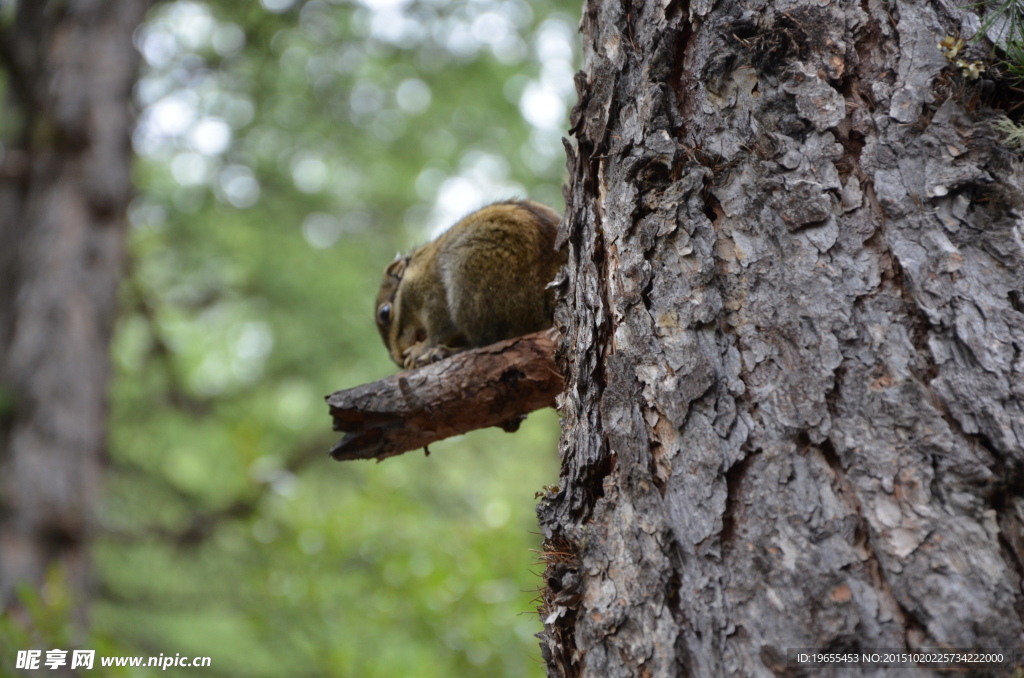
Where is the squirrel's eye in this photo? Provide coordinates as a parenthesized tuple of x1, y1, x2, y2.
(378, 303, 391, 325)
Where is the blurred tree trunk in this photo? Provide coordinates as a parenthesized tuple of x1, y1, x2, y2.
(539, 0, 1024, 674)
(0, 0, 148, 616)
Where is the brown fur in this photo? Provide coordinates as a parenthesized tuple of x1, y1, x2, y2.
(375, 200, 565, 369)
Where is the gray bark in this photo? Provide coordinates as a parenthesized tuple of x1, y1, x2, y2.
(539, 0, 1024, 675)
(0, 0, 147, 612)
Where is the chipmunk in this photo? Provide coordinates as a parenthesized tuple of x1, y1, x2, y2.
(375, 200, 565, 369)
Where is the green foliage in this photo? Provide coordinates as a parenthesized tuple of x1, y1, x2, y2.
(0, 570, 76, 676)
(993, 115, 1024, 145)
(0, 569, 148, 677)
(94, 0, 576, 675)
(975, 0, 1024, 81)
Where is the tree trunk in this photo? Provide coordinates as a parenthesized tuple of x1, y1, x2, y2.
(0, 0, 147, 615)
(539, 0, 1024, 675)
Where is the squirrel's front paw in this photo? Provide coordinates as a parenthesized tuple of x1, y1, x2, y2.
(402, 344, 461, 369)
(413, 345, 457, 367)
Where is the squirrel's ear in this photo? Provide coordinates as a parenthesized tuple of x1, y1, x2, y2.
(385, 255, 410, 280)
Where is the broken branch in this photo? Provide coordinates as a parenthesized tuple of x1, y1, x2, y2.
(326, 328, 563, 462)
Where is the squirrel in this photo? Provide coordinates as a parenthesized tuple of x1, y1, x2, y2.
(375, 200, 565, 369)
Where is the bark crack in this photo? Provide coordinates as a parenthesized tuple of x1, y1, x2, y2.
(720, 449, 757, 551)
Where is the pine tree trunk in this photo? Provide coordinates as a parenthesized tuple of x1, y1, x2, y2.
(539, 0, 1024, 674)
(0, 0, 147, 613)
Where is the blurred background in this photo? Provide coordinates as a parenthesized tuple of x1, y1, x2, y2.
(1, 0, 578, 675)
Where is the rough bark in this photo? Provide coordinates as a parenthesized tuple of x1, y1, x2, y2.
(327, 329, 564, 461)
(539, 0, 1024, 675)
(0, 0, 148, 612)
